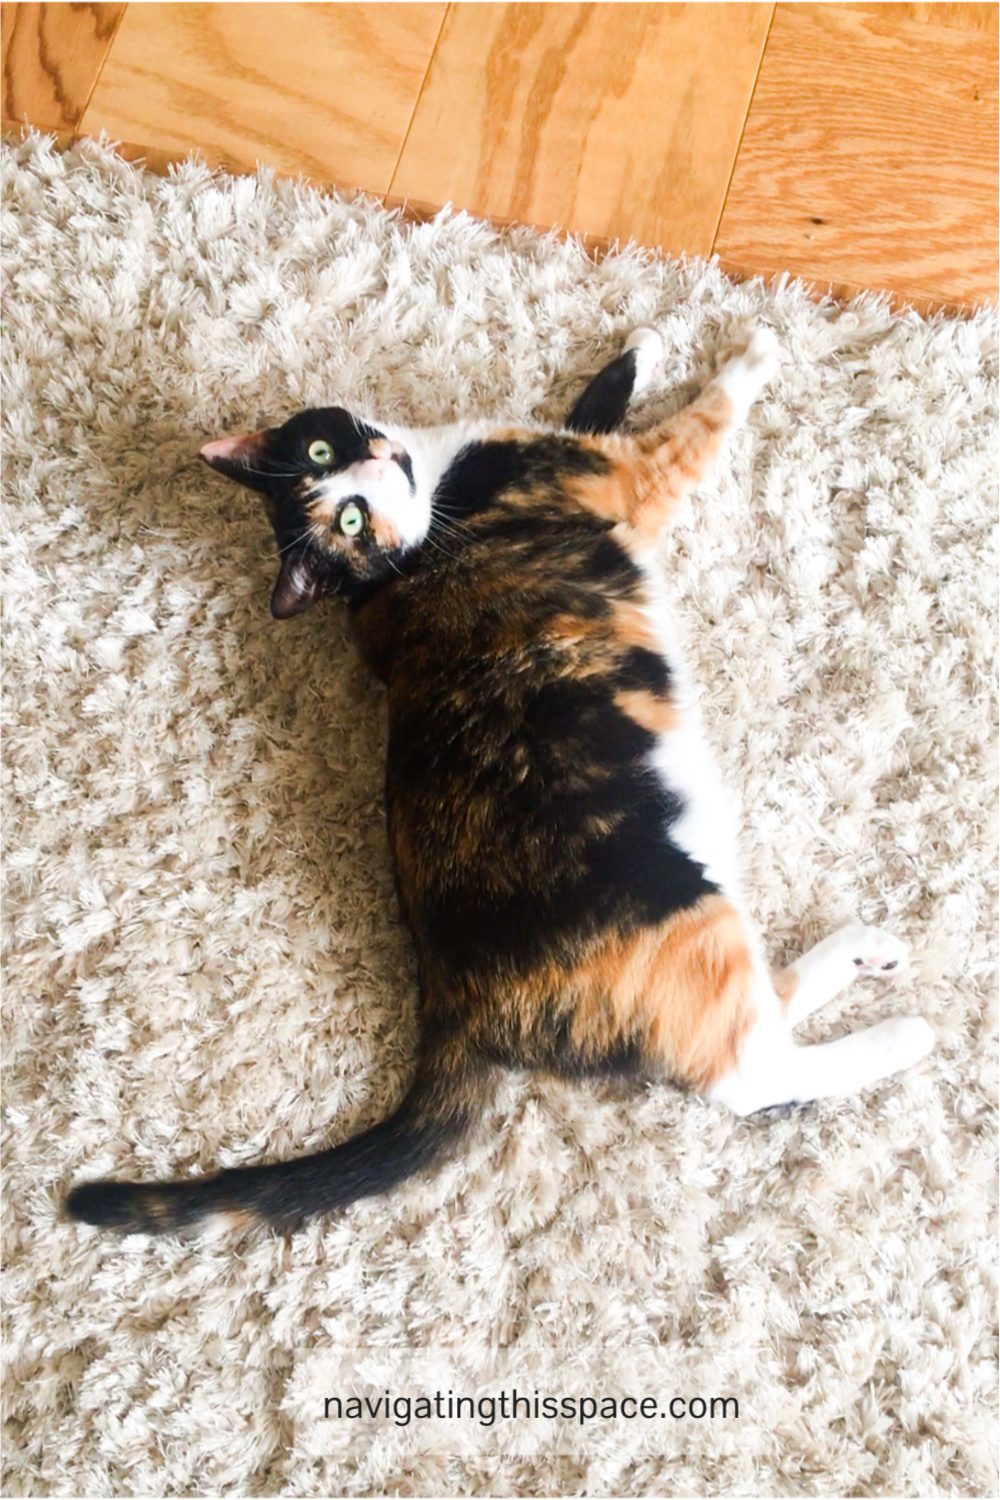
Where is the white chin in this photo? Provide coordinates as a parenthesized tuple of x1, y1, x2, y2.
(369, 464, 428, 547)
(314, 465, 430, 548)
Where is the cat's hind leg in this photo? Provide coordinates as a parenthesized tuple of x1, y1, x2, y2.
(709, 1008, 935, 1117)
(564, 327, 664, 435)
(775, 922, 910, 1029)
(611, 900, 932, 1116)
(708, 924, 931, 1115)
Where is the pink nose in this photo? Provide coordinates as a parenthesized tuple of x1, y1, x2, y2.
(358, 456, 388, 477)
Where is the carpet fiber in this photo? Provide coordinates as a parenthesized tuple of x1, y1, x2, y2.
(2, 135, 997, 1496)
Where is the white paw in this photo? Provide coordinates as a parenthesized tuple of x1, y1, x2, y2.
(870, 1015, 936, 1074)
(623, 326, 664, 395)
(835, 922, 910, 978)
(714, 327, 780, 419)
(741, 326, 780, 369)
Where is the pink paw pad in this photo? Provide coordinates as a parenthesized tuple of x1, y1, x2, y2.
(847, 929, 909, 977)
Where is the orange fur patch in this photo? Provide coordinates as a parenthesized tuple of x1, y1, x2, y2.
(566, 896, 757, 1090)
(559, 388, 739, 540)
(612, 601, 661, 653)
(369, 512, 402, 550)
(771, 966, 799, 1009)
(614, 688, 677, 735)
(216, 1208, 254, 1232)
(566, 468, 633, 527)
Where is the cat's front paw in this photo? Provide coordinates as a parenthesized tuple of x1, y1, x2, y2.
(714, 326, 780, 421)
(737, 326, 780, 369)
(623, 326, 665, 396)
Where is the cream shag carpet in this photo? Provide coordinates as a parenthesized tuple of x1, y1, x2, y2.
(2, 135, 997, 1498)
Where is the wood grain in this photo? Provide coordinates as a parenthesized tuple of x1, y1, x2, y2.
(1, 2, 124, 129)
(4, 1, 996, 312)
(390, 2, 774, 256)
(715, 2, 999, 307)
(78, 2, 446, 194)
(849, 2, 998, 33)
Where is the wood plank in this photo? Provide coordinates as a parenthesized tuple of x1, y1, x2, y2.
(848, 2, 998, 34)
(78, 2, 446, 195)
(390, 2, 774, 257)
(715, 3, 999, 308)
(1, 2, 125, 130)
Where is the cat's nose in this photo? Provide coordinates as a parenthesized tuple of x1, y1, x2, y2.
(358, 456, 388, 476)
(368, 438, 392, 460)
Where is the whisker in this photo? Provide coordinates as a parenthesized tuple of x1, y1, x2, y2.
(239, 462, 306, 480)
(431, 507, 478, 541)
(432, 499, 474, 516)
(421, 533, 460, 564)
(433, 514, 474, 537)
(431, 519, 470, 545)
(430, 517, 476, 550)
(275, 530, 310, 557)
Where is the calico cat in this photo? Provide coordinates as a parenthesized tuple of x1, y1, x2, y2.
(66, 327, 934, 1235)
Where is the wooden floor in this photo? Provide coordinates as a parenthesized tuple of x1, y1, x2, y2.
(2, 2, 997, 312)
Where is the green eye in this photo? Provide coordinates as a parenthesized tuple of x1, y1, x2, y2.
(339, 503, 365, 537)
(308, 439, 334, 466)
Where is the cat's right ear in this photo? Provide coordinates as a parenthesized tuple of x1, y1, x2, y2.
(200, 431, 274, 493)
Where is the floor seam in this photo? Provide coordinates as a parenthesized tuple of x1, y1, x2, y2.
(384, 1, 451, 203)
(709, 0, 777, 259)
(73, 1, 129, 138)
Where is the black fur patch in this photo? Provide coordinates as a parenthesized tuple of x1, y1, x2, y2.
(564, 348, 640, 435)
(436, 436, 611, 519)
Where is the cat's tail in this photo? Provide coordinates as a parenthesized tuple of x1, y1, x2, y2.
(64, 1042, 490, 1235)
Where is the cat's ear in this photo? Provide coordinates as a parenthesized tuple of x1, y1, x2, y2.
(270, 550, 325, 619)
(200, 431, 274, 492)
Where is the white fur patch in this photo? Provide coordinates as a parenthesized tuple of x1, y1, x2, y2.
(711, 1012, 935, 1116)
(712, 327, 780, 423)
(635, 569, 745, 898)
(388, 418, 497, 511)
(623, 325, 665, 395)
(649, 700, 745, 897)
(310, 459, 428, 547)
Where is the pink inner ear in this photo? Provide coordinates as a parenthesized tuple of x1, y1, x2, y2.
(200, 434, 257, 462)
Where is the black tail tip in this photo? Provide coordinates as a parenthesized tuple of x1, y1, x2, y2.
(64, 1179, 143, 1229)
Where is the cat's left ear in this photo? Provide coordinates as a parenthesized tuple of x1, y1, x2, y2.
(200, 431, 274, 492)
(270, 550, 325, 619)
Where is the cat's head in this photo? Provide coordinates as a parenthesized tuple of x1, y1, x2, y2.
(200, 408, 428, 617)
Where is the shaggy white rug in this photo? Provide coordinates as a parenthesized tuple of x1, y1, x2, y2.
(2, 134, 997, 1498)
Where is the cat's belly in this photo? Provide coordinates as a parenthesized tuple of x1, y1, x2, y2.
(635, 578, 745, 903)
(385, 547, 745, 967)
(648, 700, 744, 899)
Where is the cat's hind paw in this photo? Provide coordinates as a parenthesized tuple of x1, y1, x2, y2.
(839, 923, 910, 978)
(868, 1015, 936, 1073)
